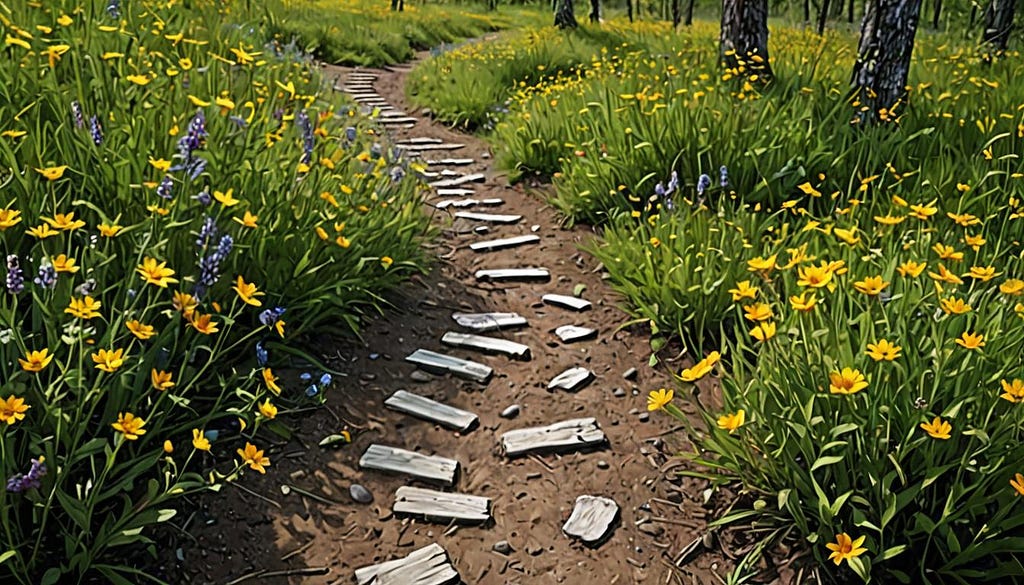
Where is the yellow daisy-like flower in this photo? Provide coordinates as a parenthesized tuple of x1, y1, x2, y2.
(1000, 279, 1024, 295)
(232, 276, 264, 307)
(865, 339, 901, 361)
(51, 254, 79, 273)
(92, 348, 125, 373)
(829, 368, 868, 395)
(0, 396, 30, 425)
(126, 320, 156, 340)
(826, 533, 868, 566)
(237, 442, 270, 474)
(789, 291, 817, 312)
(151, 369, 175, 391)
(897, 260, 926, 278)
(257, 399, 278, 420)
(192, 428, 211, 451)
(35, 165, 68, 181)
(853, 275, 889, 296)
(964, 233, 986, 251)
(746, 254, 777, 273)
(716, 409, 745, 433)
(27, 224, 59, 239)
(172, 291, 198, 317)
(125, 74, 152, 86)
(42, 212, 85, 231)
(966, 265, 998, 282)
(1000, 379, 1024, 403)
(932, 243, 964, 262)
(928, 264, 963, 285)
(1011, 473, 1024, 497)
(743, 302, 772, 322)
(65, 296, 102, 319)
(647, 388, 673, 411)
(98, 223, 122, 237)
(0, 208, 23, 229)
(797, 262, 834, 288)
(213, 188, 240, 206)
(112, 412, 147, 440)
(955, 331, 985, 350)
(749, 321, 776, 342)
(727, 280, 759, 301)
(263, 367, 282, 395)
(909, 200, 938, 220)
(919, 416, 952, 440)
(679, 351, 721, 383)
(940, 297, 971, 315)
(18, 349, 54, 372)
(136, 257, 178, 288)
(149, 158, 172, 172)
(190, 313, 219, 335)
(232, 211, 258, 229)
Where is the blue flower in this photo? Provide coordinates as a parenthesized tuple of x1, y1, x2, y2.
(71, 101, 84, 129)
(89, 115, 103, 146)
(255, 342, 268, 366)
(259, 306, 286, 327)
(6, 458, 47, 493)
(697, 174, 712, 196)
(157, 175, 173, 200)
(6, 255, 24, 295)
(33, 260, 57, 289)
(719, 165, 729, 188)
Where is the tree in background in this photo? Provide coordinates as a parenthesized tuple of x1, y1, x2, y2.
(720, 0, 774, 79)
(590, 0, 601, 22)
(390, 0, 403, 11)
(982, 0, 1018, 54)
(555, 0, 578, 27)
(672, 0, 682, 26)
(850, 0, 924, 123)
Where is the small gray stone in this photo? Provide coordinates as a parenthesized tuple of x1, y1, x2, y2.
(350, 484, 373, 504)
(493, 540, 512, 555)
(500, 404, 521, 419)
(596, 460, 609, 469)
(613, 388, 626, 398)
(638, 522, 664, 537)
(639, 413, 650, 422)
(622, 367, 638, 381)
(410, 370, 433, 383)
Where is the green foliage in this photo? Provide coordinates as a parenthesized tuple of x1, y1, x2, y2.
(0, 0, 435, 581)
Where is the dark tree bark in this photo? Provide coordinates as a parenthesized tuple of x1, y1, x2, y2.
(720, 0, 774, 79)
(685, 0, 696, 24)
(672, 0, 681, 26)
(590, 0, 601, 22)
(931, 0, 941, 27)
(627, 0, 634, 21)
(818, 0, 832, 33)
(851, 0, 923, 123)
(804, 0, 811, 22)
(848, 0, 855, 22)
(390, 0, 403, 11)
(555, 0, 578, 28)
(982, 0, 1018, 53)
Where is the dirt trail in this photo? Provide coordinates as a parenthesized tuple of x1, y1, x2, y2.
(158, 55, 724, 585)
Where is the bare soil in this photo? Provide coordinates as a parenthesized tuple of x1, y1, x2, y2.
(152, 58, 737, 585)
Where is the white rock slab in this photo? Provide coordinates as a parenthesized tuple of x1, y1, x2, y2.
(399, 137, 444, 145)
(456, 212, 522, 224)
(395, 143, 465, 152)
(436, 188, 475, 197)
(384, 390, 478, 432)
(542, 294, 593, 311)
(555, 325, 597, 343)
(441, 331, 531, 360)
(434, 198, 503, 210)
(426, 158, 475, 166)
(547, 366, 594, 392)
(475, 268, 550, 282)
(470, 235, 539, 252)
(405, 349, 493, 383)
(354, 543, 459, 585)
(452, 312, 527, 332)
(429, 173, 486, 188)
(381, 117, 420, 125)
(359, 444, 459, 486)
(393, 486, 491, 524)
(562, 495, 619, 546)
(379, 110, 409, 118)
(500, 418, 607, 457)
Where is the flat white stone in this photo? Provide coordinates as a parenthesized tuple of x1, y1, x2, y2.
(475, 268, 550, 282)
(543, 294, 592, 311)
(384, 390, 478, 432)
(429, 173, 486, 188)
(547, 366, 594, 392)
(354, 543, 459, 585)
(381, 117, 420, 125)
(405, 349, 493, 384)
(452, 312, 527, 332)
(358, 444, 459, 486)
(426, 158, 475, 166)
(500, 418, 607, 457)
(441, 331, 531, 360)
(379, 110, 409, 118)
(393, 486, 491, 524)
(555, 325, 597, 343)
(436, 188, 475, 197)
(395, 143, 465, 152)
(456, 212, 522, 224)
(562, 495, 619, 546)
(399, 137, 444, 145)
(470, 235, 540, 252)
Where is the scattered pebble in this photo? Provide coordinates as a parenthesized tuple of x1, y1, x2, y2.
(622, 367, 638, 380)
(493, 540, 512, 555)
(500, 404, 521, 419)
(368, 353, 380, 360)
(410, 370, 432, 383)
(613, 388, 626, 398)
(639, 413, 650, 422)
(638, 523, 664, 537)
(350, 484, 373, 504)
(596, 460, 609, 469)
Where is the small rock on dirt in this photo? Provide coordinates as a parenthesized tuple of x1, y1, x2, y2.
(639, 413, 650, 422)
(613, 388, 626, 398)
(596, 460, 609, 469)
(350, 484, 373, 504)
(410, 370, 432, 383)
(500, 404, 521, 419)
(622, 367, 638, 380)
(493, 540, 512, 555)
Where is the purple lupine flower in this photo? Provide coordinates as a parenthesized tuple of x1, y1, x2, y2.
(194, 234, 233, 298)
(6, 255, 24, 294)
(258, 306, 286, 327)
(370, 143, 382, 160)
(345, 126, 357, 142)
(654, 183, 666, 198)
(89, 115, 103, 146)
(296, 110, 314, 164)
(34, 260, 57, 289)
(193, 189, 212, 207)
(173, 109, 207, 180)
(696, 174, 712, 196)
(71, 101, 84, 129)
(667, 171, 679, 194)
(157, 175, 173, 200)
(196, 216, 218, 248)
(719, 165, 729, 188)
(390, 166, 405, 183)
(105, 0, 120, 18)
(6, 458, 47, 493)
(75, 278, 96, 296)
(255, 341, 268, 366)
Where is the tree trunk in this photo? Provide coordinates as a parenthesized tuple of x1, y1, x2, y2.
(931, 0, 942, 27)
(982, 0, 1018, 53)
(720, 0, 774, 79)
(590, 0, 601, 22)
(685, 0, 696, 24)
(627, 0, 634, 22)
(672, 0, 681, 26)
(555, 0, 578, 28)
(804, 0, 811, 22)
(818, 0, 832, 33)
(851, 0, 923, 124)
(848, 0, 855, 22)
